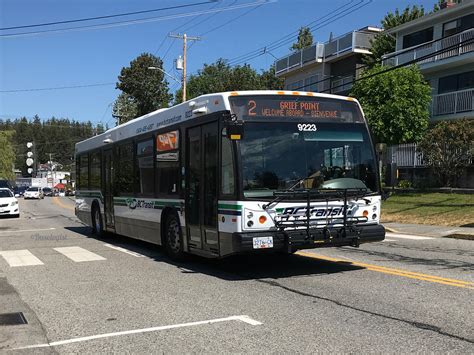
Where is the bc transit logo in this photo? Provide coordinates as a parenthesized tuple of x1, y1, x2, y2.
(126, 198, 154, 210)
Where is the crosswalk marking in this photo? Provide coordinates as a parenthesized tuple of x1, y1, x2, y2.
(0, 249, 44, 267)
(54, 246, 106, 262)
(103, 243, 145, 257)
(385, 233, 434, 240)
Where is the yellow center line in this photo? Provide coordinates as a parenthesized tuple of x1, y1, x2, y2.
(296, 251, 474, 290)
(52, 197, 75, 211)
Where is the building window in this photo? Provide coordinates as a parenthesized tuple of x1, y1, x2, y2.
(402, 27, 433, 49)
(136, 138, 154, 195)
(443, 14, 474, 37)
(304, 75, 319, 92)
(439, 71, 474, 94)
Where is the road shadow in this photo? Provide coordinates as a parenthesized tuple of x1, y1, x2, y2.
(64, 226, 364, 281)
(460, 223, 474, 227)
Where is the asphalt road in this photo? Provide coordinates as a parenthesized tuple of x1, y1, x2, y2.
(0, 197, 473, 353)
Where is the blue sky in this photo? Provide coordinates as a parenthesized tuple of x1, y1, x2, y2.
(0, 0, 436, 127)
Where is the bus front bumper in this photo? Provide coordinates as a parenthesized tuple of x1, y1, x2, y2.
(231, 224, 385, 254)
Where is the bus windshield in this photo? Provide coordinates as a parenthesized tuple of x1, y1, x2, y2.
(239, 122, 378, 198)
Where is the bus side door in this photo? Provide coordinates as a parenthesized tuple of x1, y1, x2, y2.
(185, 122, 219, 255)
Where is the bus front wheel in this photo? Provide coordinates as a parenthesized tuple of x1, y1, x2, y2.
(164, 214, 184, 260)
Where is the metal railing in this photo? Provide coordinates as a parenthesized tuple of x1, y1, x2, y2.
(382, 28, 474, 67)
(431, 88, 474, 116)
(387, 144, 425, 167)
(275, 30, 377, 75)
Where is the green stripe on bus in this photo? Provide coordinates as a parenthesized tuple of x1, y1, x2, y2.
(218, 204, 242, 210)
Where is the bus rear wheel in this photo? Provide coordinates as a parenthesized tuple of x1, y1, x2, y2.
(91, 205, 104, 237)
(164, 214, 184, 260)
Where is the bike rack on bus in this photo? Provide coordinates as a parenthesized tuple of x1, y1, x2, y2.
(271, 188, 370, 247)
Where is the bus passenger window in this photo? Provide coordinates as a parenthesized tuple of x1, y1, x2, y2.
(117, 142, 134, 194)
(136, 139, 154, 195)
(221, 136, 235, 195)
(156, 130, 179, 196)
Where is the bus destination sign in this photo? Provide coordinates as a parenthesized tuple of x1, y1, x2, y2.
(255, 100, 338, 118)
(229, 96, 362, 122)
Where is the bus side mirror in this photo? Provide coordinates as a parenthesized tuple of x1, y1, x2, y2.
(226, 124, 244, 140)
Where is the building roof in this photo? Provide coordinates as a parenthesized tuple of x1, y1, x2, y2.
(385, 0, 474, 35)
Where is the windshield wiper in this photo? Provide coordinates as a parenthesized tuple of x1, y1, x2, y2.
(262, 176, 314, 211)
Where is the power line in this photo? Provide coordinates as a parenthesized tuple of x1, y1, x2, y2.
(225, 0, 358, 65)
(0, 82, 115, 93)
(153, 0, 220, 56)
(0, 1, 214, 31)
(1, 0, 272, 38)
(228, 0, 372, 66)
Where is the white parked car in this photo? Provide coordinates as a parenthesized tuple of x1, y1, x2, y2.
(24, 187, 44, 200)
(0, 188, 20, 218)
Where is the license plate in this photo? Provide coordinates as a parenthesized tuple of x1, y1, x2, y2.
(253, 236, 273, 249)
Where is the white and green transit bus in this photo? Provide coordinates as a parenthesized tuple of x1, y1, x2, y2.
(75, 90, 385, 258)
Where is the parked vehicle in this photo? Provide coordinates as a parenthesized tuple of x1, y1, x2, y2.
(24, 187, 44, 200)
(0, 188, 20, 217)
(13, 186, 28, 197)
(42, 187, 54, 197)
(65, 189, 75, 196)
(0, 180, 14, 192)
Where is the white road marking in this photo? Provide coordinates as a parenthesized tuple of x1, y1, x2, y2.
(103, 243, 145, 257)
(0, 249, 44, 267)
(0, 227, 55, 234)
(54, 246, 106, 262)
(385, 233, 434, 240)
(383, 239, 396, 242)
(15, 315, 262, 349)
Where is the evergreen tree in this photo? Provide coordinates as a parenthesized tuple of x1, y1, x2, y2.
(290, 26, 313, 52)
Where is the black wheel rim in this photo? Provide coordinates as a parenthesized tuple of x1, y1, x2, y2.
(167, 218, 181, 254)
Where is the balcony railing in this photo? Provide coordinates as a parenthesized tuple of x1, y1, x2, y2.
(431, 88, 474, 116)
(382, 28, 474, 67)
(275, 30, 377, 76)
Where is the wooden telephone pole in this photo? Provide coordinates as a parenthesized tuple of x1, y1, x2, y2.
(169, 33, 201, 102)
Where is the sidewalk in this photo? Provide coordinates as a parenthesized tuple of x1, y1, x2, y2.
(384, 222, 474, 239)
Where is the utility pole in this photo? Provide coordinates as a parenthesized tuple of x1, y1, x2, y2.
(168, 33, 201, 102)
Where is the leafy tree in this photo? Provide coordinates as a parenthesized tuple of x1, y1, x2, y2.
(175, 59, 284, 103)
(115, 53, 172, 120)
(290, 26, 313, 52)
(417, 119, 474, 187)
(0, 131, 16, 180)
(350, 64, 431, 145)
(363, 6, 425, 68)
(260, 66, 284, 91)
(112, 92, 139, 124)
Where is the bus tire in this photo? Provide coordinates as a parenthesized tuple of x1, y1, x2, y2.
(164, 213, 184, 260)
(91, 204, 104, 237)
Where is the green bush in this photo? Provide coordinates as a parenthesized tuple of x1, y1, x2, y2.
(398, 179, 412, 188)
